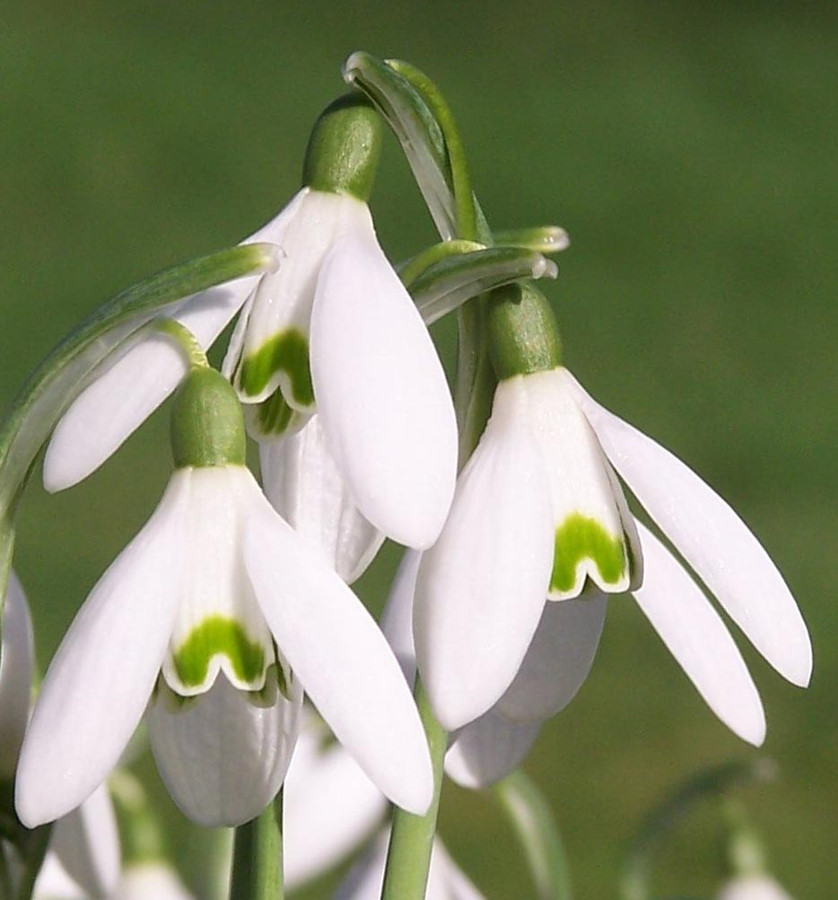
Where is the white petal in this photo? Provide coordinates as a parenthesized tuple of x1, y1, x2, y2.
(33, 854, 87, 899)
(310, 230, 457, 549)
(633, 523, 766, 745)
(522, 369, 636, 598)
(427, 838, 486, 900)
(243, 499, 433, 815)
(284, 711, 386, 890)
(15, 477, 185, 827)
(50, 784, 120, 898)
(716, 874, 794, 900)
(260, 416, 383, 584)
(413, 379, 555, 731)
(445, 710, 542, 789)
(148, 671, 302, 828)
(43, 195, 303, 494)
(43, 282, 254, 493)
(232, 190, 359, 406)
(111, 863, 196, 900)
(379, 549, 423, 681)
(495, 593, 607, 722)
(566, 370, 812, 687)
(0, 571, 34, 777)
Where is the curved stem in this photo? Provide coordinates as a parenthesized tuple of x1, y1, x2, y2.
(151, 318, 210, 371)
(229, 791, 284, 900)
(381, 678, 447, 900)
(494, 770, 573, 900)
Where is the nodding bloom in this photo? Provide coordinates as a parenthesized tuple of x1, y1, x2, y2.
(44, 97, 457, 554)
(16, 369, 433, 830)
(414, 283, 811, 740)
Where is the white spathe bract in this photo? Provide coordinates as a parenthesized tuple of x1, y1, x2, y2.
(414, 365, 810, 740)
(42, 195, 304, 494)
(0, 571, 34, 778)
(259, 414, 383, 584)
(16, 464, 433, 829)
(225, 187, 458, 550)
(284, 709, 387, 890)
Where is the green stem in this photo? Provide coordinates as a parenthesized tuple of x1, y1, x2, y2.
(152, 318, 210, 371)
(229, 792, 284, 900)
(494, 771, 573, 900)
(381, 678, 447, 900)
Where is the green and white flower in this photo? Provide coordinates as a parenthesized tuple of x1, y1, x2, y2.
(413, 363, 811, 737)
(16, 370, 433, 829)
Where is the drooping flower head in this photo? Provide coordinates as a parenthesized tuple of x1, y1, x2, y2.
(414, 282, 811, 741)
(16, 367, 432, 829)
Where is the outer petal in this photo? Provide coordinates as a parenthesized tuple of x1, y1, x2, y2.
(260, 415, 383, 584)
(243, 498, 433, 815)
(414, 379, 555, 731)
(284, 711, 386, 890)
(632, 523, 766, 746)
(310, 230, 457, 549)
(49, 784, 120, 898)
(0, 571, 34, 777)
(42, 197, 302, 494)
(15, 477, 185, 827)
(495, 593, 607, 723)
(148, 671, 302, 828)
(566, 370, 812, 687)
(445, 711, 542, 790)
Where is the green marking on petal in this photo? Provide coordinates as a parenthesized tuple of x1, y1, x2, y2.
(173, 616, 266, 689)
(238, 329, 314, 406)
(256, 391, 296, 436)
(550, 513, 628, 595)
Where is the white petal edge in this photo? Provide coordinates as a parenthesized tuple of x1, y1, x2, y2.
(0, 571, 34, 777)
(49, 784, 120, 898)
(632, 522, 766, 746)
(43, 195, 303, 494)
(565, 369, 812, 688)
(495, 593, 607, 723)
(259, 415, 383, 584)
(284, 712, 386, 890)
(310, 231, 457, 549)
(445, 711, 542, 790)
(15, 477, 185, 826)
(243, 499, 433, 815)
(413, 379, 555, 732)
(148, 672, 302, 828)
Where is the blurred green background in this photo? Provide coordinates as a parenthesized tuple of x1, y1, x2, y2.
(1, 1, 835, 896)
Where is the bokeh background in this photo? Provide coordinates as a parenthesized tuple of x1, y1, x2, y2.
(1, 1, 835, 897)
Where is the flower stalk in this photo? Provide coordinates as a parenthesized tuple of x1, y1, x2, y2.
(230, 792, 285, 900)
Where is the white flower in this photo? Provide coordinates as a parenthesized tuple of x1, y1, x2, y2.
(16, 463, 433, 829)
(46, 188, 458, 552)
(414, 366, 812, 738)
(716, 874, 794, 900)
(283, 708, 387, 890)
(335, 830, 484, 900)
(259, 414, 383, 584)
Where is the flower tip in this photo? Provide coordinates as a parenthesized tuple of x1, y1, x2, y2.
(531, 257, 559, 281)
(250, 241, 281, 274)
(342, 51, 370, 85)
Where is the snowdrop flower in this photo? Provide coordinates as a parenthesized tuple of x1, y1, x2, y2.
(283, 708, 387, 890)
(716, 874, 794, 900)
(46, 96, 456, 552)
(16, 368, 432, 829)
(336, 830, 484, 900)
(414, 283, 811, 738)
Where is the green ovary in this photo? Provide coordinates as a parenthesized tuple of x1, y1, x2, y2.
(238, 328, 314, 406)
(550, 513, 627, 594)
(173, 616, 267, 689)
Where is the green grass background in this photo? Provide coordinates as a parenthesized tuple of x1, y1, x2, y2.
(1, 1, 835, 896)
